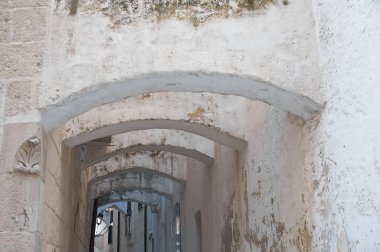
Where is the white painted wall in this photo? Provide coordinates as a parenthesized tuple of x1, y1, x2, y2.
(41, 0, 322, 127)
(306, 0, 380, 250)
(237, 101, 312, 251)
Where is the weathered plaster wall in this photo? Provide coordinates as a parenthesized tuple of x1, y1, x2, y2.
(41, 0, 321, 118)
(305, 0, 380, 250)
(221, 101, 312, 251)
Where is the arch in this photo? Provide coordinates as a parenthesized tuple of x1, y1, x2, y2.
(81, 144, 213, 170)
(41, 71, 322, 132)
(61, 92, 248, 150)
(97, 201, 135, 218)
(65, 119, 246, 150)
(85, 153, 189, 184)
(97, 189, 168, 209)
(85, 172, 183, 248)
(87, 169, 184, 201)
(97, 200, 162, 217)
(79, 129, 215, 170)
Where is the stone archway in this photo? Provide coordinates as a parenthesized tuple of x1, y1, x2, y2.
(41, 78, 321, 252)
(42, 72, 322, 131)
(85, 169, 183, 250)
(87, 169, 184, 201)
(79, 129, 215, 170)
(97, 189, 170, 209)
(59, 92, 249, 150)
(85, 152, 190, 184)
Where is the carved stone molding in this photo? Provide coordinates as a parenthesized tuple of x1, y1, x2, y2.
(14, 136, 41, 175)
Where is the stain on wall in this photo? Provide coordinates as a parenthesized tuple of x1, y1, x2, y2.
(58, 0, 274, 26)
(221, 191, 243, 252)
(295, 222, 312, 252)
(69, 0, 79, 15)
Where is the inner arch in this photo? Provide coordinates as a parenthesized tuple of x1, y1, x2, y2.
(97, 189, 169, 208)
(80, 144, 214, 170)
(64, 119, 248, 150)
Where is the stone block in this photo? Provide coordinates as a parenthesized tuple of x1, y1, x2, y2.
(74, 215, 86, 246)
(11, 7, 47, 42)
(5, 79, 37, 116)
(43, 203, 63, 247)
(0, 174, 41, 232)
(0, 10, 11, 43)
(44, 170, 64, 218)
(0, 42, 43, 78)
(0, 232, 38, 252)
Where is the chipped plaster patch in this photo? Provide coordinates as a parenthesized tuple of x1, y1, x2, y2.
(11, 209, 30, 231)
(187, 107, 205, 121)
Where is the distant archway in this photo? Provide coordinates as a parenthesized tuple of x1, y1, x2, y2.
(79, 129, 215, 170)
(97, 189, 169, 209)
(86, 155, 189, 184)
(86, 170, 183, 249)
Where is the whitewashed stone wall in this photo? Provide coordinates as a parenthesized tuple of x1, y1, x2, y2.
(306, 0, 380, 250)
(40, 0, 322, 129)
